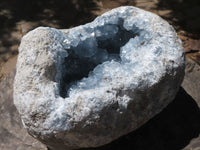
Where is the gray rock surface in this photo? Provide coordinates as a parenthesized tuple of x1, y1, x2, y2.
(182, 57, 200, 107)
(14, 6, 185, 150)
(183, 134, 200, 150)
(0, 70, 46, 150)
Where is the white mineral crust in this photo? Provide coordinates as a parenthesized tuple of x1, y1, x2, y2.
(14, 6, 185, 150)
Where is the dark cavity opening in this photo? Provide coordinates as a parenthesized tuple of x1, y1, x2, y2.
(60, 23, 138, 98)
(97, 25, 137, 54)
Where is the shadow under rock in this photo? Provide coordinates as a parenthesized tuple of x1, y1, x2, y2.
(78, 87, 200, 150)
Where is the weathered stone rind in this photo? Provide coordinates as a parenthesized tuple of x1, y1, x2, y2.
(14, 6, 185, 150)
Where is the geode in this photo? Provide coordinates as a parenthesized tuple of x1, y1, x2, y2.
(14, 6, 185, 150)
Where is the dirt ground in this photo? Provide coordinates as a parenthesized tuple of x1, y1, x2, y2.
(0, 0, 200, 81)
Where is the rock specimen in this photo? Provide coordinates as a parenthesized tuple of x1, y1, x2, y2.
(14, 6, 185, 150)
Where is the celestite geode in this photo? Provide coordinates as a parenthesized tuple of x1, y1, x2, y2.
(14, 6, 185, 150)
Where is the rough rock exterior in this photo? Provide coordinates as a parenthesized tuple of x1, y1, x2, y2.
(14, 6, 185, 150)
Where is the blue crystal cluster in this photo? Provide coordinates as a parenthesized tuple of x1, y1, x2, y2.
(60, 7, 153, 97)
(60, 6, 182, 98)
